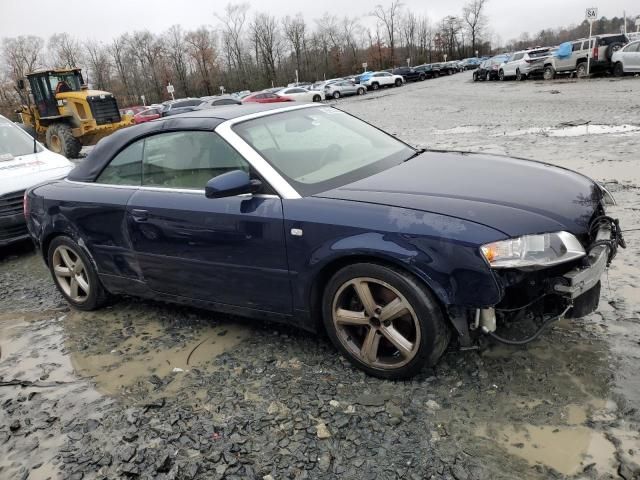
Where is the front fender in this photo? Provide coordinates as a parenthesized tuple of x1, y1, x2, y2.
(283, 197, 506, 312)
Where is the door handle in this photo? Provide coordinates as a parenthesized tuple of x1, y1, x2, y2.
(131, 209, 148, 221)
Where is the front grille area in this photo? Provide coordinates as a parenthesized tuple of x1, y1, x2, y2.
(0, 190, 24, 217)
(0, 223, 28, 242)
(88, 96, 122, 125)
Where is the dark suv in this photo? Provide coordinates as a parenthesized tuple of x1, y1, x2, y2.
(414, 64, 439, 79)
(392, 67, 426, 82)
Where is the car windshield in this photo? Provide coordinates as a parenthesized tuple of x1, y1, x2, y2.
(0, 118, 42, 157)
(233, 107, 415, 196)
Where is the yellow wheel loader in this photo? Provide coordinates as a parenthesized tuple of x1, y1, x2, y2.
(17, 68, 133, 158)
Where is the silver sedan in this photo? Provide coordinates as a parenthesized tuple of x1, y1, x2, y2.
(324, 81, 366, 99)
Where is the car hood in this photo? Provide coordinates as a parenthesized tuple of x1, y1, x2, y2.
(316, 151, 602, 238)
(0, 149, 73, 194)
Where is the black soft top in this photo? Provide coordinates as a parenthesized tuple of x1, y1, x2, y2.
(67, 103, 305, 182)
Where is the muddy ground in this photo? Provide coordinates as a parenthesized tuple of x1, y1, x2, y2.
(1, 73, 640, 480)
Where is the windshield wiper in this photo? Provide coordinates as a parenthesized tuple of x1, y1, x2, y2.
(404, 148, 426, 162)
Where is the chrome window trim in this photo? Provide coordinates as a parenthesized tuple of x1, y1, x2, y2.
(64, 179, 278, 199)
(214, 104, 322, 200)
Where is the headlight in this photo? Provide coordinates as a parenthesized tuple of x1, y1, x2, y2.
(599, 184, 616, 206)
(480, 231, 585, 269)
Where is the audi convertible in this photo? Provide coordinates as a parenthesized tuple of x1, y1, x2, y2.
(25, 103, 624, 379)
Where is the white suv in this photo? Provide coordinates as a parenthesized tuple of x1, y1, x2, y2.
(499, 48, 552, 81)
(612, 40, 640, 76)
(361, 72, 405, 90)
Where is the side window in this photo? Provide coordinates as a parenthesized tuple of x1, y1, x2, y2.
(142, 131, 250, 190)
(627, 43, 640, 53)
(96, 140, 143, 185)
(572, 42, 582, 52)
(512, 53, 524, 61)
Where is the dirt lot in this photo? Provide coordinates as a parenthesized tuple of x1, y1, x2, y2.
(1, 73, 640, 480)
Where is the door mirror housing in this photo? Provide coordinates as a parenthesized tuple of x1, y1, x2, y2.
(205, 170, 262, 199)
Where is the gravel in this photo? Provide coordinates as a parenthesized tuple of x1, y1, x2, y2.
(1, 72, 640, 479)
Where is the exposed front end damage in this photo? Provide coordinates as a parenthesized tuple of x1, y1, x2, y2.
(450, 212, 625, 348)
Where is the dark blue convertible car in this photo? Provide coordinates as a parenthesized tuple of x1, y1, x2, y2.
(25, 103, 624, 378)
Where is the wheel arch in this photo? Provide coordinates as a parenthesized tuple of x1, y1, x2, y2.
(307, 253, 450, 332)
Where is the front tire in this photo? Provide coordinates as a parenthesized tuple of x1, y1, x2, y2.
(371, 82, 379, 90)
(394, 78, 402, 87)
(516, 69, 526, 81)
(322, 263, 450, 379)
(357, 87, 365, 95)
(499, 70, 505, 81)
(332, 91, 341, 99)
(48, 236, 110, 311)
(45, 123, 82, 158)
(576, 62, 588, 78)
(312, 95, 322, 102)
(613, 62, 624, 77)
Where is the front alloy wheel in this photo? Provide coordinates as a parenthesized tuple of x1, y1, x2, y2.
(323, 263, 450, 379)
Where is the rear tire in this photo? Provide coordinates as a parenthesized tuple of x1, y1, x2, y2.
(485, 72, 491, 81)
(419, 74, 426, 81)
(47, 236, 110, 311)
(322, 263, 450, 379)
(371, 82, 379, 90)
(473, 72, 478, 82)
(45, 123, 82, 158)
(499, 70, 505, 81)
(516, 69, 526, 81)
(357, 87, 365, 95)
(332, 91, 341, 99)
(312, 95, 322, 102)
(576, 62, 588, 78)
(613, 62, 624, 77)
(394, 78, 402, 87)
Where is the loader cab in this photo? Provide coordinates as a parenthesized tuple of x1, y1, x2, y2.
(26, 69, 84, 118)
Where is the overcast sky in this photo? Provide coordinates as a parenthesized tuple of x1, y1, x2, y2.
(1, 0, 638, 44)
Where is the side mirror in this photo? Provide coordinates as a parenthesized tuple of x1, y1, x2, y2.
(205, 170, 262, 199)
(17, 79, 25, 90)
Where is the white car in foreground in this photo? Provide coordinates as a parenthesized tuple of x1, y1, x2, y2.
(612, 40, 640, 76)
(1, 115, 73, 246)
(275, 87, 324, 102)
(360, 72, 405, 90)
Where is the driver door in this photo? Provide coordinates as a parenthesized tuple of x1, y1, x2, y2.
(126, 130, 292, 313)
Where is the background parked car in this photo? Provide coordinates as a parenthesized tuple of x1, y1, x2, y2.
(160, 98, 203, 116)
(119, 106, 147, 116)
(242, 92, 293, 103)
(198, 95, 242, 108)
(133, 107, 162, 124)
(612, 40, 640, 75)
(414, 64, 438, 78)
(392, 67, 426, 82)
(324, 80, 366, 99)
(360, 71, 404, 90)
(0, 114, 73, 247)
(474, 54, 510, 81)
(542, 34, 628, 79)
(499, 48, 551, 81)
(275, 87, 323, 102)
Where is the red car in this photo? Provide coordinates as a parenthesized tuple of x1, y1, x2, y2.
(242, 92, 293, 104)
(120, 106, 147, 116)
(133, 107, 162, 125)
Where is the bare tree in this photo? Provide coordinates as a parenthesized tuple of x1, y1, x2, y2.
(283, 14, 306, 79)
(185, 27, 217, 96)
(49, 33, 83, 68)
(463, 0, 488, 56)
(251, 13, 280, 84)
(216, 3, 250, 88)
(371, 0, 403, 67)
(84, 40, 111, 90)
(165, 25, 191, 97)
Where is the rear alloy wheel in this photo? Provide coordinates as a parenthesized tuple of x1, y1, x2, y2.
(332, 91, 341, 99)
(48, 236, 109, 311)
(45, 123, 82, 158)
(394, 78, 402, 87)
(323, 263, 450, 379)
(357, 87, 365, 95)
(499, 70, 505, 81)
(543, 66, 555, 81)
(312, 95, 322, 102)
(613, 62, 624, 77)
(371, 82, 379, 90)
(516, 69, 526, 81)
(419, 74, 426, 81)
(576, 63, 588, 78)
